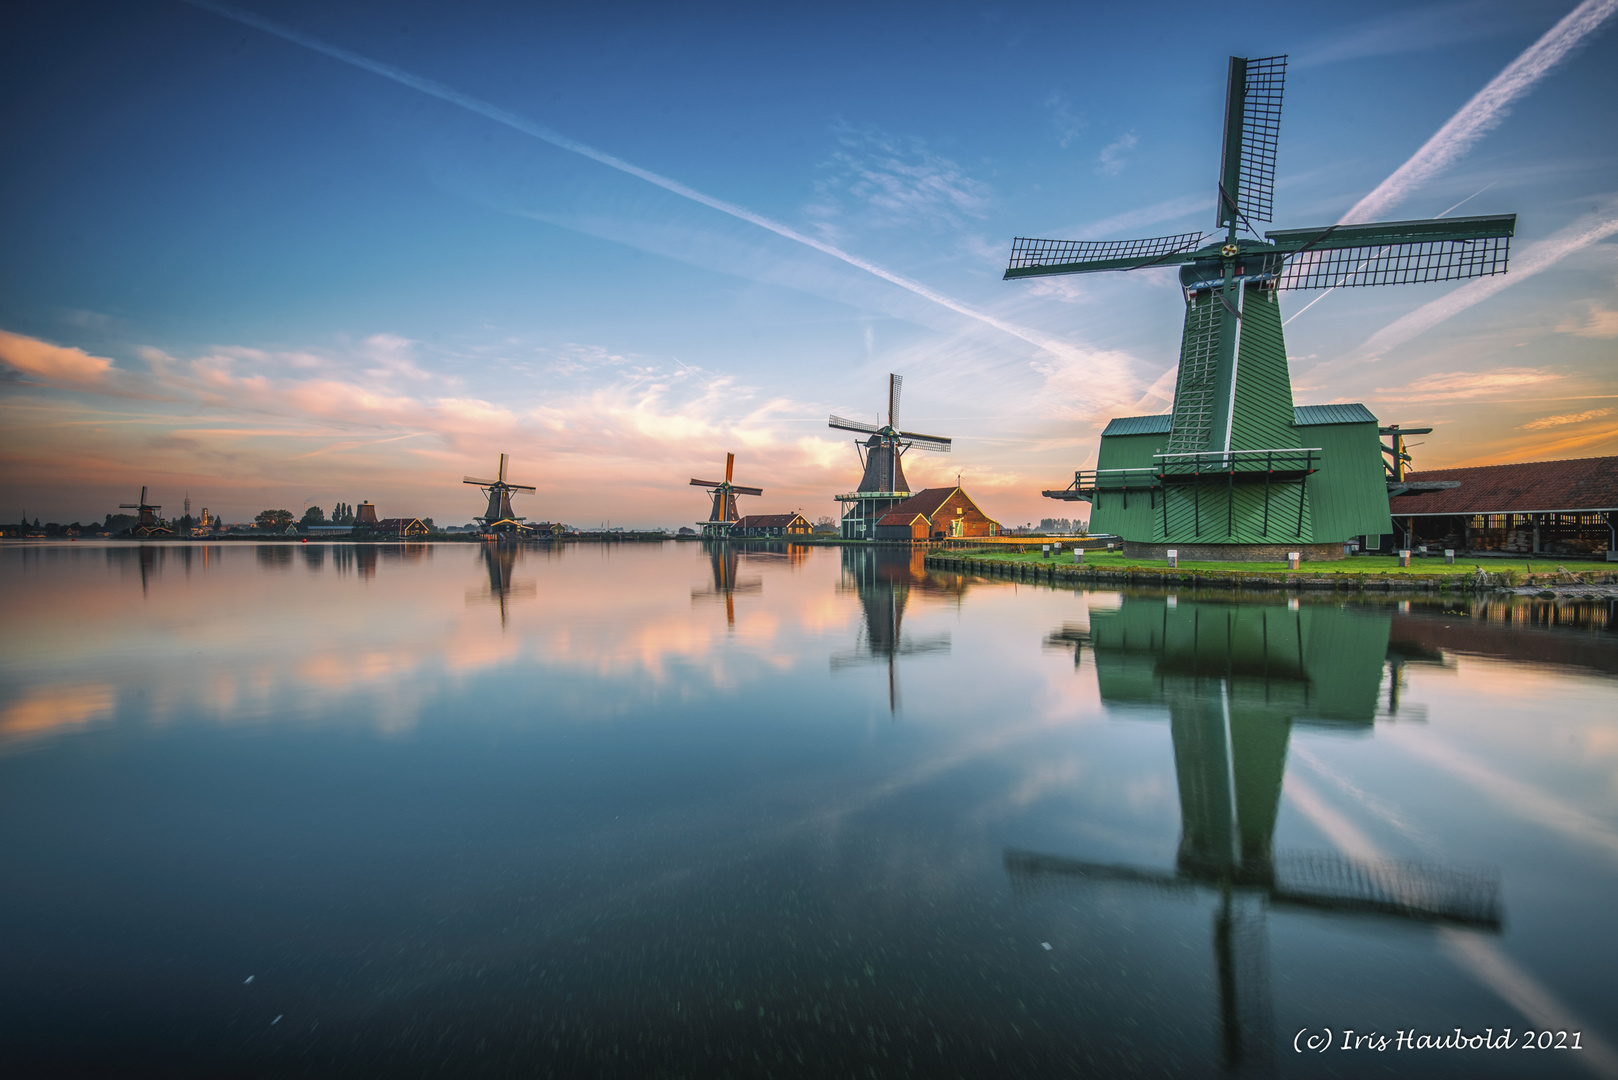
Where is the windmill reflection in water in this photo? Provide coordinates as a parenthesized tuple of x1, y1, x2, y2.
(831, 548, 961, 713)
(1019, 597, 1502, 1073)
(690, 541, 762, 628)
(469, 543, 536, 629)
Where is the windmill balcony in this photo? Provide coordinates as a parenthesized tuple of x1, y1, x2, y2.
(1049, 449, 1321, 504)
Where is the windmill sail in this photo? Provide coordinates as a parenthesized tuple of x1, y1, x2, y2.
(1219, 54, 1286, 228)
(1271, 214, 1515, 289)
(1005, 232, 1206, 277)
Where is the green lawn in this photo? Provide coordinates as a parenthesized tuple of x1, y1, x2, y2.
(939, 548, 1611, 577)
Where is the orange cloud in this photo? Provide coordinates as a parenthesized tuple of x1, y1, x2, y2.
(0, 330, 117, 390)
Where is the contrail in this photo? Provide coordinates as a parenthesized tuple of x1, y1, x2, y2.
(1353, 205, 1618, 358)
(178, 0, 1081, 365)
(1341, 0, 1618, 224)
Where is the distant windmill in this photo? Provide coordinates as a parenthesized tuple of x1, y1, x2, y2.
(463, 454, 536, 537)
(829, 374, 952, 540)
(118, 486, 172, 538)
(689, 452, 762, 538)
(1011, 55, 1514, 556)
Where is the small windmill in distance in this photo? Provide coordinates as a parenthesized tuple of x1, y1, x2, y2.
(1009, 55, 1514, 558)
(690, 452, 762, 538)
(118, 486, 172, 537)
(830, 374, 952, 540)
(463, 454, 536, 538)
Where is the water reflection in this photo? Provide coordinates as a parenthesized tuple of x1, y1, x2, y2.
(831, 548, 952, 712)
(470, 543, 536, 628)
(690, 541, 761, 627)
(1023, 597, 1503, 1073)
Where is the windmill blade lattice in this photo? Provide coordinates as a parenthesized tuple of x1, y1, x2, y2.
(1220, 54, 1287, 228)
(896, 431, 952, 453)
(828, 414, 882, 434)
(1271, 214, 1514, 289)
(1006, 232, 1207, 276)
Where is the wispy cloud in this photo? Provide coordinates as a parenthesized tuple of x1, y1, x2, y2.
(1558, 302, 1618, 338)
(808, 124, 992, 232)
(1351, 201, 1618, 358)
(1295, 1, 1524, 68)
(1342, 0, 1618, 223)
(1519, 406, 1612, 429)
(0, 331, 128, 395)
(1376, 366, 1558, 401)
(1043, 90, 1086, 149)
(1095, 132, 1138, 176)
(1071, 192, 1210, 239)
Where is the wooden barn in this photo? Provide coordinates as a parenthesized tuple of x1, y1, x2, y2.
(873, 487, 1001, 541)
(729, 513, 812, 538)
(1386, 456, 1618, 558)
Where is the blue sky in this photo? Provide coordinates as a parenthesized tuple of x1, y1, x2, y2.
(2, 0, 1615, 528)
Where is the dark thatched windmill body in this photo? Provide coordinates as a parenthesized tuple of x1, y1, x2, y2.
(690, 452, 762, 538)
(1010, 55, 1515, 560)
(830, 374, 952, 540)
(464, 454, 536, 538)
(119, 486, 172, 537)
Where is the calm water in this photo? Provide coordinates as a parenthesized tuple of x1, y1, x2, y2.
(2, 541, 1617, 1078)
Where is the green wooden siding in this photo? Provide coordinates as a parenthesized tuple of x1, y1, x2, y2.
(1228, 288, 1296, 453)
(1090, 431, 1165, 538)
(1298, 419, 1392, 541)
(1155, 477, 1314, 543)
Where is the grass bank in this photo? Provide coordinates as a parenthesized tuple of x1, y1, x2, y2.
(924, 547, 1618, 591)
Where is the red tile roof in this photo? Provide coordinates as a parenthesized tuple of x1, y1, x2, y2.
(876, 511, 927, 527)
(886, 487, 961, 520)
(1390, 456, 1618, 515)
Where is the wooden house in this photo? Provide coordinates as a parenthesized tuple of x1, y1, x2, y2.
(373, 517, 431, 537)
(730, 513, 812, 538)
(873, 487, 1001, 541)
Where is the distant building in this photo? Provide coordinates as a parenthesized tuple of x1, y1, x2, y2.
(354, 502, 379, 528)
(373, 517, 431, 537)
(873, 486, 1001, 541)
(1386, 456, 1618, 558)
(730, 513, 812, 538)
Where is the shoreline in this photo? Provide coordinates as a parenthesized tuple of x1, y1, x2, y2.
(923, 551, 1618, 595)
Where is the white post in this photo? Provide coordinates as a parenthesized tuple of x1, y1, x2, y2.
(1444, 549, 1455, 565)
(1042, 544, 1051, 559)
(1166, 549, 1178, 568)
(1287, 552, 1301, 570)
(1398, 549, 1411, 568)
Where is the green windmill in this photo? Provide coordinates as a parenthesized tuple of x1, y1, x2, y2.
(1011, 55, 1515, 560)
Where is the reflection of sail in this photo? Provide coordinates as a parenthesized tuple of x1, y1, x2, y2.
(1021, 596, 1501, 1074)
(468, 544, 535, 629)
(831, 548, 951, 712)
(690, 541, 761, 628)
